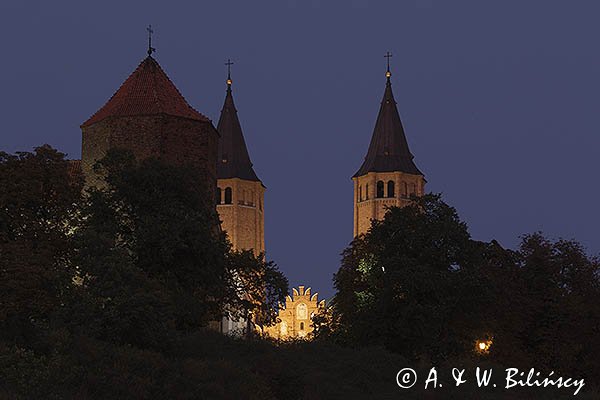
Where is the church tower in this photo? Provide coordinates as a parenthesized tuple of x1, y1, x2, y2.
(353, 57, 426, 237)
(216, 65, 265, 255)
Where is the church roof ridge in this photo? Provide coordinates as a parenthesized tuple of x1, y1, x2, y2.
(82, 56, 209, 127)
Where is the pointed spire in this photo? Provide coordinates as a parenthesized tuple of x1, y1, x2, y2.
(217, 63, 261, 182)
(353, 57, 422, 177)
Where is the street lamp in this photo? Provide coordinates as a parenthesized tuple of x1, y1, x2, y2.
(476, 339, 492, 353)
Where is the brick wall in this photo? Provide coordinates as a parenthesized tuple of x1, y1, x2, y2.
(81, 114, 219, 201)
(353, 171, 426, 236)
(216, 178, 265, 255)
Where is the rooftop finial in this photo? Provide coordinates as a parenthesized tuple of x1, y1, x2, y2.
(225, 59, 234, 87)
(384, 51, 392, 79)
(147, 25, 156, 56)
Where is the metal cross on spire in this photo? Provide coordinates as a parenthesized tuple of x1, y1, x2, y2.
(147, 25, 156, 56)
(384, 51, 392, 79)
(225, 59, 234, 86)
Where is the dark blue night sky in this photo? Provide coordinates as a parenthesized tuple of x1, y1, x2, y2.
(1, 1, 599, 299)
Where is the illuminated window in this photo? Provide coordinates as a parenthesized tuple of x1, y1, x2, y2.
(387, 181, 395, 198)
(224, 187, 232, 204)
(280, 321, 288, 336)
(376, 181, 384, 198)
(297, 303, 308, 320)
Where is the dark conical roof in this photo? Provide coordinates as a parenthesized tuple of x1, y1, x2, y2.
(353, 75, 422, 177)
(82, 56, 209, 127)
(217, 83, 261, 182)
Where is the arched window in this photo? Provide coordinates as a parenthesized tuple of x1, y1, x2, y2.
(411, 183, 417, 196)
(387, 181, 395, 198)
(365, 183, 369, 200)
(248, 190, 254, 206)
(376, 181, 384, 198)
(300, 322, 305, 331)
(359, 185, 362, 202)
(280, 321, 288, 336)
(216, 187, 222, 205)
(224, 187, 232, 204)
(403, 182, 408, 198)
(297, 303, 308, 320)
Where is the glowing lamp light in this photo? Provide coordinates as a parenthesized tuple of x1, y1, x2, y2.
(476, 339, 492, 353)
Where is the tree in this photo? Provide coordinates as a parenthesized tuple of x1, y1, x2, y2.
(0, 145, 82, 346)
(512, 233, 600, 378)
(329, 194, 494, 361)
(323, 193, 600, 382)
(70, 149, 232, 348)
(226, 250, 289, 336)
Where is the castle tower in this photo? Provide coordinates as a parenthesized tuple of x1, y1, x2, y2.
(353, 59, 426, 237)
(81, 54, 219, 203)
(216, 66, 265, 255)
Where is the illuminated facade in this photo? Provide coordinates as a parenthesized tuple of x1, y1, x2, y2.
(265, 286, 326, 339)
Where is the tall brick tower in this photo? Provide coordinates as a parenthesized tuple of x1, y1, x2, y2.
(216, 67, 265, 255)
(80, 54, 219, 202)
(353, 58, 426, 237)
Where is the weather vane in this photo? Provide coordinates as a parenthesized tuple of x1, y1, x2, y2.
(147, 25, 156, 56)
(225, 59, 234, 86)
(384, 51, 392, 78)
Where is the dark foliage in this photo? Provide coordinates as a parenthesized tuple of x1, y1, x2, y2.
(0, 146, 82, 348)
(2, 146, 599, 398)
(318, 194, 600, 385)
(69, 149, 233, 347)
(325, 194, 488, 361)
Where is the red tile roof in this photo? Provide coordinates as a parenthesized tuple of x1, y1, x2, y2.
(82, 56, 209, 127)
